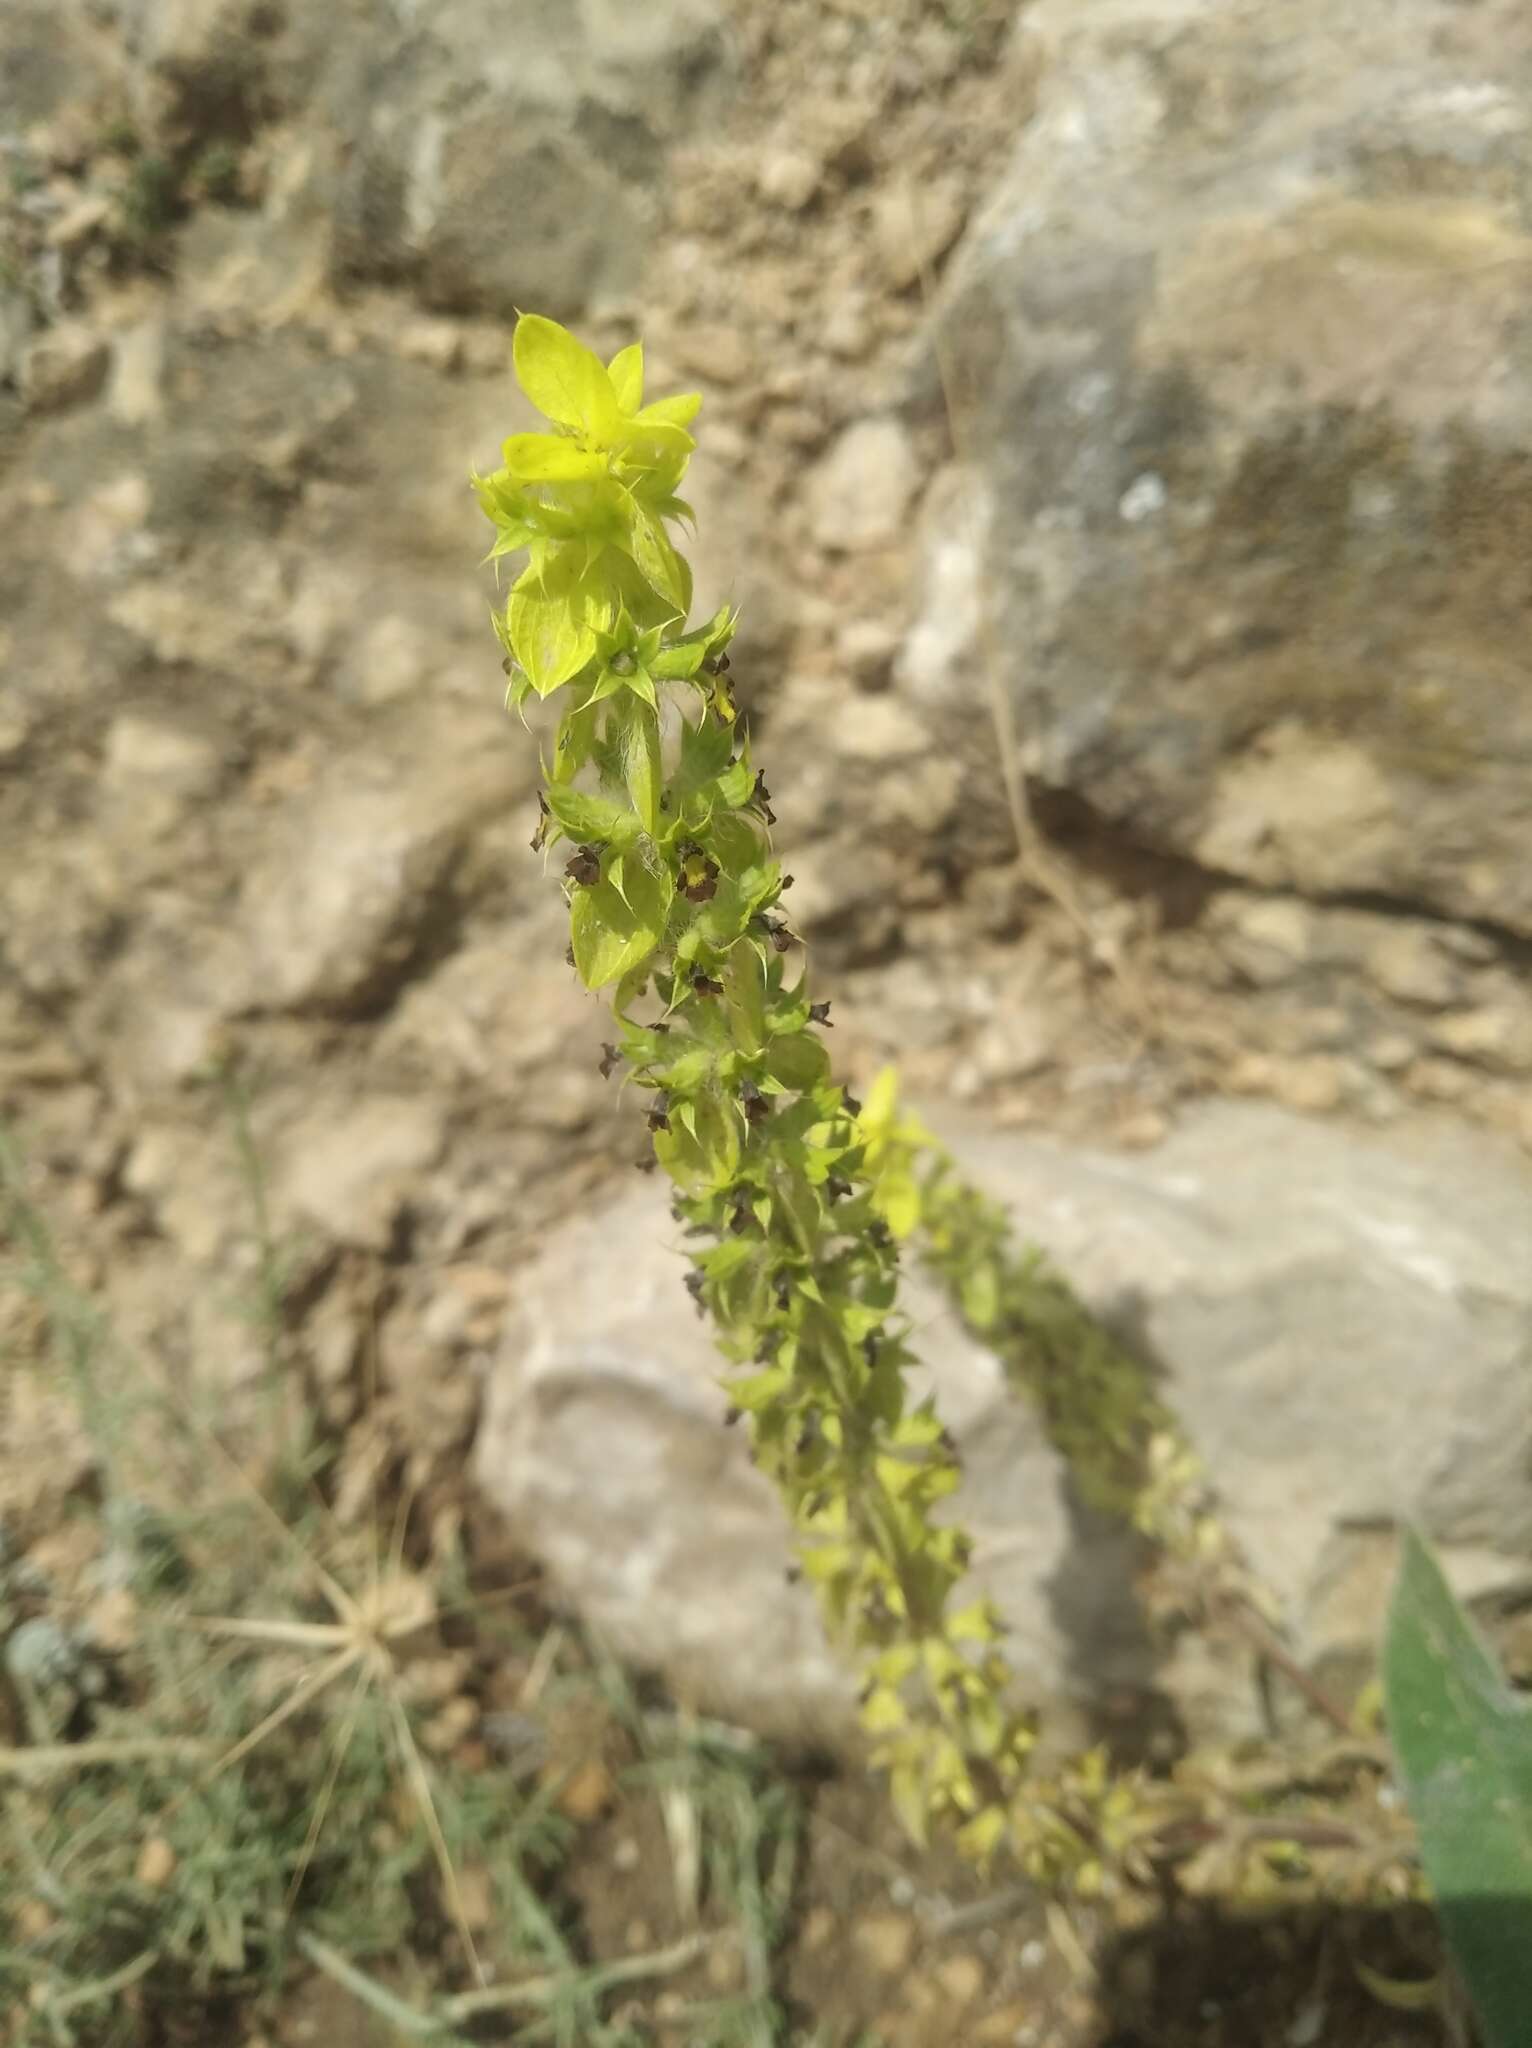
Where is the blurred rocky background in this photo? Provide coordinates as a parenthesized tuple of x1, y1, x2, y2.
(4, 0, 1532, 1750)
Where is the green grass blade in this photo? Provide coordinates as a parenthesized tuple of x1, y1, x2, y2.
(1384, 1525, 1532, 2047)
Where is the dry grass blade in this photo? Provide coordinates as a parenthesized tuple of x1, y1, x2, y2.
(285, 1659, 373, 1916)
(386, 1687, 487, 1988)
(0, 1738, 216, 1778)
(185, 1614, 356, 1650)
(202, 1642, 363, 1783)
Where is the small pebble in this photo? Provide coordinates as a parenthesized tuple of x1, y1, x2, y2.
(135, 1836, 177, 1889)
(853, 1911, 916, 1975)
(935, 1952, 985, 2005)
(802, 1904, 836, 1953)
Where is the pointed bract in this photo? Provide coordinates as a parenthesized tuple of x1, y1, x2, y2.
(513, 313, 620, 440)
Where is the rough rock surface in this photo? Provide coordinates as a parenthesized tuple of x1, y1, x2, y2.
(5, 0, 1532, 1734)
(475, 1098, 1532, 1748)
(923, 0, 1532, 936)
(320, 0, 734, 317)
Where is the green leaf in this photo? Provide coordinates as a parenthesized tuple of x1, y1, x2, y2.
(569, 857, 673, 991)
(715, 755, 754, 809)
(551, 699, 599, 785)
(708, 810, 766, 875)
(483, 522, 538, 564)
(887, 1758, 930, 1848)
(623, 665, 659, 713)
(617, 696, 664, 837)
(622, 500, 691, 613)
(955, 1805, 1008, 1868)
(651, 640, 708, 682)
(860, 1685, 908, 1737)
(725, 1366, 789, 1414)
(949, 1601, 1001, 1644)
(542, 788, 639, 846)
(875, 1169, 922, 1243)
(607, 341, 644, 413)
(1384, 1525, 1532, 2048)
(634, 392, 702, 432)
(514, 314, 620, 441)
(677, 715, 734, 796)
(501, 433, 609, 482)
(764, 1032, 829, 1094)
(957, 1261, 1001, 1332)
(706, 1240, 759, 1285)
(654, 1046, 715, 1093)
(696, 1088, 741, 1184)
(573, 667, 628, 710)
(508, 546, 610, 695)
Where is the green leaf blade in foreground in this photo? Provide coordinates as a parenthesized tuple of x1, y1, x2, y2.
(569, 858, 673, 991)
(1383, 1525, 1532, 2048)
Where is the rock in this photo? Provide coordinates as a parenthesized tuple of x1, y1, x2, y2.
(966, 1005, 1059, 1087)
(927, 0, 1532, 935)
(1364, 924, 1463, 1007)
(853, 1913, 918, 1975)
(112, 0, 272, 75)
(1264, 1054, 1347, 1114)
(805, 417, 921, 552)
(107, 321, 166, 426)
(822, 292, 875, 360)
(3, 1, 117, 127)
(934, 1954, 986, 2008)
(838, 695, 929, 763)
(836, 618, 901, 692)
(84, 937, 237, 1093)
(897, 463, 989, 702)
(238, 705, 530, 1016)
(1208, 894, 1316, 988)
(0, 1372, 98, 1534)
(275, 1095, 446, 1251)
(475, 1190, 868, 1750)
(0, 285, 35, 390)
(395, 317, 463, 373)
(1368, 1031, 1417, 1073)
(44, 192, 115, 253)
(106, 0, 339, 147)
(871, 178, 967, 291)
(1406, 1055, 1474, 1103)
(324, 0, 732, 317)
(19, 324, 110, 413)
(474, 1098, 1532, 1747)
(102, 711, 223, 798)
(755, 146, 821, 211)
(1429, 1005, 1532, 1074)
(671, 322, 754, 386)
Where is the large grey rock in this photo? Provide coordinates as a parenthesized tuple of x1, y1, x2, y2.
(91, 0, 732, 319)
(911, 0, 1532, 935)
(474, 1099, 1532, 1750)
(322, 0, 733, 316)
(237, 704, 532, 1018)
(2, 2, 122, 127)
